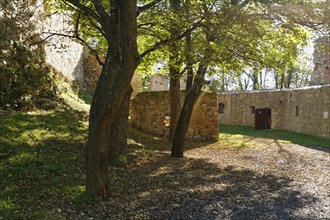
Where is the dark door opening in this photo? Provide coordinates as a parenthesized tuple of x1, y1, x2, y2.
(255, 108, 271, 130)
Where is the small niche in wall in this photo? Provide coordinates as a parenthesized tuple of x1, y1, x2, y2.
(324, 112, 328, 119)
(295, 106, 299, 116)
(250, 106, 255, 114)
(218, 103, 225, 114)
(164, 114, 170, 127)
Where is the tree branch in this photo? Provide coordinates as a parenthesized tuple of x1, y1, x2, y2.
(137, 0, 162, 16)
(139, 18, 204, 61)
(30, 32, 104, 66)
(92, 0, 111, 21)
(64, 0, 101, 23)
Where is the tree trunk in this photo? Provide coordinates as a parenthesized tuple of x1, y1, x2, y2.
(169, 75, 181, 141)
(171, 5, 210, 158)
(171, 83, 203, 157)
(108, 86, 132, 166)
(274, 71, 279, 89)
(286, 69, 293, 88)
(252, 68, 259, 90)
(280, 73, 285, 89)
(185, 30, 193, 91)
(85, 0, 137, 198)
(171, 66, 207, 158)
(220, 72, 225, 92)
(168, 0, 182, 142)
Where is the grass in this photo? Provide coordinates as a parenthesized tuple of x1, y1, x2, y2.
(220, 124, 330, 148)
(0, 110, 88, 219)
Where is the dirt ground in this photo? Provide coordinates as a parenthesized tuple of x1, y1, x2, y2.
(62, 131, 330, 220)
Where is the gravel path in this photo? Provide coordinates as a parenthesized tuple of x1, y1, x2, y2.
(63, 135, 330, 220)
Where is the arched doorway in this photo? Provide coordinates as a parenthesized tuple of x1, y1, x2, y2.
(255, 108, 271, 130)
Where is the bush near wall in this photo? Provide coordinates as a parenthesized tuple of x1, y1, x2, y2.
(0, 32, 56, 110)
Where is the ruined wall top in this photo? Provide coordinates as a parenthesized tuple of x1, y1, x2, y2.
(149, 74, 187, 91)
(310, 36, 330, 85)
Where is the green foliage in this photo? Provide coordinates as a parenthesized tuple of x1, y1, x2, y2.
(0, 0, 56, 110)
(136, 0, 317, 88)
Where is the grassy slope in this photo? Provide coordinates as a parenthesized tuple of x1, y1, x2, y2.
(0, 110, 88, 219)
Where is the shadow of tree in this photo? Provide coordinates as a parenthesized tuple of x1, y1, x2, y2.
(101, 151, 320, 219)
(128, 126, 215, 153)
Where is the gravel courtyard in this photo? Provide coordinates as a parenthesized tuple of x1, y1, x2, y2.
(64, 129, 330, 220)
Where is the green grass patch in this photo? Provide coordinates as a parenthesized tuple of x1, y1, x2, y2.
(0, 110, 88, 219)
(220, 124, 330, 148)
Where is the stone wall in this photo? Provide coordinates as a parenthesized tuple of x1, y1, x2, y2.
(310, 37, 330, 85)
(131, 91, 219, 141)
(150, 74, 187, 91)
(37, 4, 143, 95)
(41, 11, 85, 84)
(83, 48, 103, 93)
(82, 48, 143, 96)
(217, 86, 330, 138)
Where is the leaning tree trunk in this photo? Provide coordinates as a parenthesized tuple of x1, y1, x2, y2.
(171, 83, 203, 157)
(168, 0, 182, 142)
(171, 4, 210, 158)
(85, 0, 137, 198)
(171, 65, 207, 157)
(169, 73, 181, 141)
(108, 86, 133, 166)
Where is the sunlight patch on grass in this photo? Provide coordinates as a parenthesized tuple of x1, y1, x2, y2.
(220, 124, 330, 148)
(60, 91, 90, 113)
(278, 140, 292, 144)
(219, 133, 254, 148)
(135, 148, 153, 157)
(0, 109, 88, 219)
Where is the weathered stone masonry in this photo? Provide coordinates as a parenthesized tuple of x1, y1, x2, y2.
(217, 85, 330, 138)
(131, 91, 219, 141)
(310, 37, 330, 86)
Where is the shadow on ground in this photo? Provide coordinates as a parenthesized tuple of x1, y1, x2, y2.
(94, 151, 319, 219)
(67, 128, 322, 219)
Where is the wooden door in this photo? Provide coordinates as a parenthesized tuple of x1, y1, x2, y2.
(255, 108, 271, 130)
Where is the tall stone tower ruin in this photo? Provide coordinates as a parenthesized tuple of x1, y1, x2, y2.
(310, 37, 330, 85)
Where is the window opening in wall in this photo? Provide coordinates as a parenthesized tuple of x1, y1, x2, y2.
(250, 106, 255, 114)
(218, 103, 225, 114)
(164, 114, 170, 127)
(295, 106, 299, 116)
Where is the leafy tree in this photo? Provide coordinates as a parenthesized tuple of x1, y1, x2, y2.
(55, 0, 139, 198)
(168, 0, 328, 157)
(0, 0, 55, 110)
(52, 0, 197, 197)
